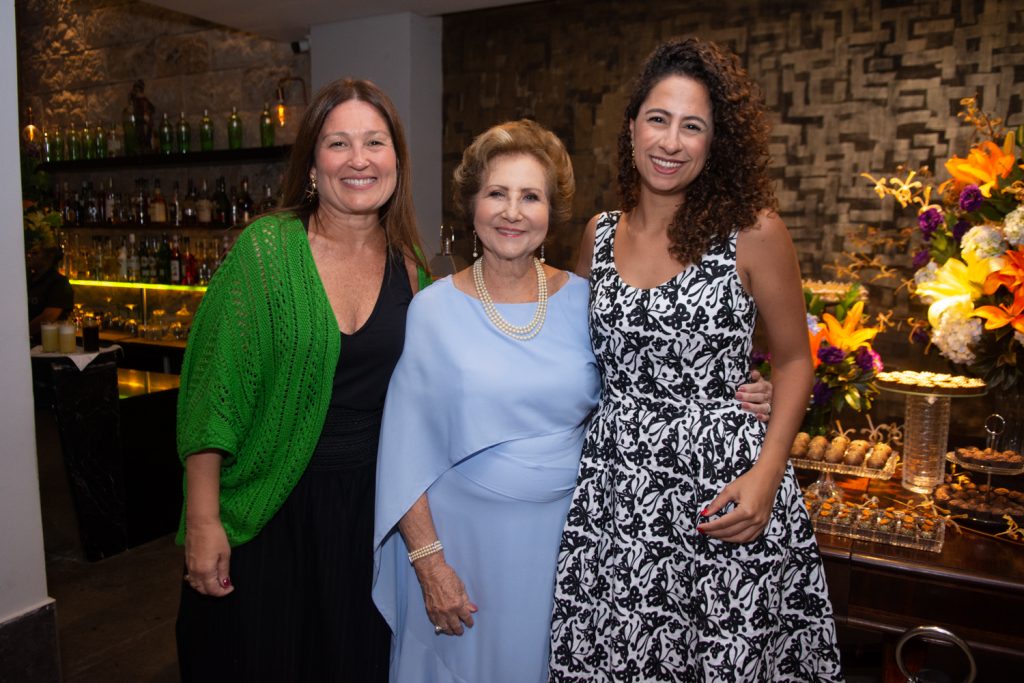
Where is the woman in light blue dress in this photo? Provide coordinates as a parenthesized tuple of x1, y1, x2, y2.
(372, 119, 599, 682)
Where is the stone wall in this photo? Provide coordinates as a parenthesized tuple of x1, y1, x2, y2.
(442, 0, 1024, 277)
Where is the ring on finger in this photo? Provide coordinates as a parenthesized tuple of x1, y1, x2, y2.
(434, 625, 444, 635)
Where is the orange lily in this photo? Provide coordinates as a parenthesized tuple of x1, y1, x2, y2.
(808, 327, 826, 369)
(944, 140, 1016, 196)
(820, 301, 878, 353)
(974, 288, 1024, 334)
(983, 247, 1024, 297)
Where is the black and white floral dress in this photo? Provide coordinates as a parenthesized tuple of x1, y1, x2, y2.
(549, 212, 842, 682)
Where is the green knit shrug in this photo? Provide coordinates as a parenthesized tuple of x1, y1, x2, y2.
(176, 212, 428, 546)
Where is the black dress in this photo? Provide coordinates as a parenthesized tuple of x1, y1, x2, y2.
(177, 249, 412, 682)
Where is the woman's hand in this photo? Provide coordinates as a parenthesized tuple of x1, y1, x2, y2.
(184, 519, 234, 597)
(736, 369, 773, 422)
(697, 463, 784, 543)
(413, 555, 478, 636)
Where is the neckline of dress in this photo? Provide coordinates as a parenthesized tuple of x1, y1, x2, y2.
(608, 212, 692, 292)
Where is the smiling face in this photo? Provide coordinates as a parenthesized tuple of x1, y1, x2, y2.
(473, 153, 551, 265)
(629, 74, 714, 199)
(311, 99, 398, 219)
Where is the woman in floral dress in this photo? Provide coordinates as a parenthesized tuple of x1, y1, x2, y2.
(549, 38, 843, 681)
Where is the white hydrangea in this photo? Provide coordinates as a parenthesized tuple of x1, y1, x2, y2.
(1003, 206, 1024, 247)
(913, 261, 939, 302)
(930, 309, 982, 366)
(960, 224, 1007, 261)
(807, 313, 821, 334)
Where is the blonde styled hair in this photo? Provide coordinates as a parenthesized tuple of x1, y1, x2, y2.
(452, 119, 575, 229)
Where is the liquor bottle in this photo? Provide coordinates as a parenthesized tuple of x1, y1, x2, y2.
(169, 235, 182, 285)
(227, 106, 243, 150)
(169, 181, 181, 227)
(259, 183, 276, 213)
(196, 239, 212, 285)
(182, 178, 198, 226)
(138, 237, 151, 282)
(182, 237, 197, 285)
(104, 177, 117, 225)
(92, 237, 104, 280)
(82, 122, 95, 160)
(195, 178, 213, 224)
(159, 113, 173, 154)
(106, 121, 121, 157)
(149, 179, 168, 224)
(212, 177, 231, 225)
(237, 176, 254, 225)
(199, 109, 214, 151)
(156, 234, 171, 284)
(52, 126, 65, 161)
(67, 123, 82, 160)
(126, 233, 139, 283)
(176, 112, 191, 154)
(82, 181, 100, 225)
(42, 131, 53, 162)
(259, 102, 274, 147)
(134, 178, 149, 226)
(122, 108, 138, 156)
(117, 237, 128, 281)
(94, 122, 107, 158)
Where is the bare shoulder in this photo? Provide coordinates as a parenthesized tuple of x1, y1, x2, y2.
(739, 209, 788, 243)
(402, 252, 421, 294)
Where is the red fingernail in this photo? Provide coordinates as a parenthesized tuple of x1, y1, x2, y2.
(697, 527, 705, 535)
(701, 508, 709, 517)
(221, 577, 232, 588)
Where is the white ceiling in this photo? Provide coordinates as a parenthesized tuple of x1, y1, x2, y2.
(145, 0, 535, 43)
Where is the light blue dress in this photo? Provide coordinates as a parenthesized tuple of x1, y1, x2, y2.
(372, 274, 600, 683)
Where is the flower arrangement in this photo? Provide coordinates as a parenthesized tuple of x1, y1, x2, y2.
(803, 284, 883, 435)
(863, 97, 1024, 391)
(752, 283, 884, 436)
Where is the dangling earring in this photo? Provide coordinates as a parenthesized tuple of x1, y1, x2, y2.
(631, 141, 636, 170)
(305, 172, 318, 202)
(539, 244, 546, 264)
(472, 231, 479, 259)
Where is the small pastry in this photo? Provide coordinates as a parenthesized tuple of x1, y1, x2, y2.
(790, 432, 811, 458)
(865, 443, 891, 469)
(807, 436, 828, 461)
(843, 447, 866, 467)
(825, 436, 850, 464)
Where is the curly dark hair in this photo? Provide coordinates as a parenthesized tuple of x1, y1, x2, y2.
(618, 37, 777, 266)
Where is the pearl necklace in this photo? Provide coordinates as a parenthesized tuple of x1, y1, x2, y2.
(472, 257, 548, 341)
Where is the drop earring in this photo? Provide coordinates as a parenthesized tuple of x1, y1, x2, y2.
(539, 244, 546, 264)
(305, 172, 317, 202)
(472, 231, 479, 258)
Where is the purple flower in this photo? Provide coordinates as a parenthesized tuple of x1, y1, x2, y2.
(952, 219, 971, 243)
(855, 346, 883, 373)
(911, 326, 931, 345)
(917, 208, 944, 240)
(817, 345, 845, 365)
(958, 184, 984, 212)
(912, 248, 931, 269)
(811, 380, 834, 407)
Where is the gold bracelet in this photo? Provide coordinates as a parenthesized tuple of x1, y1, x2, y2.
(408, 540, 443, 564)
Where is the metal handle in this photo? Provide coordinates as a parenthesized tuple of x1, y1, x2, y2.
(895, 625, 976, 683)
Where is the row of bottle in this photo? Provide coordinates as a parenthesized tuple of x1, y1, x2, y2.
(40, 105, 277, 162)
(57, 176, 277, 228)
(62, 232, 234, 286)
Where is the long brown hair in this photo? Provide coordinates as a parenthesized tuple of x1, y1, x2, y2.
(618, 38, 777, 266)
(279, 78, 427, 273)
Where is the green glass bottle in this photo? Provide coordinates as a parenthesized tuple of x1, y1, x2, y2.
(122, 108, 138, 156)
(52, 126, 65, 161)
(259, 102, 274, 147)
(94, 122, 107, 158)
(67, 123, 82, 161)
(82, 122, 95, 160)
(199, 109, 214, 151)
(158, 113, 173, 154)
(176, 112, 191, 154)
(227, 106, 243, 150)
(42, 130, 52, 162)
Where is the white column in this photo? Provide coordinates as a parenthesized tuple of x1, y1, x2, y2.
(310, 13, 443, 258)
(0, 0, 52, 627)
